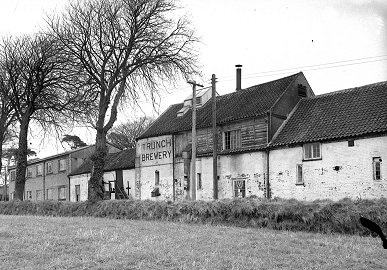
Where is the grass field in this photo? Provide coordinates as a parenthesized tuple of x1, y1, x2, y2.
(0, 215, 386, 270)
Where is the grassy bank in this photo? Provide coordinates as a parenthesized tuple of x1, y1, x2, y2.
(0, 197, 386, 236)
(0, 215, 386, 270)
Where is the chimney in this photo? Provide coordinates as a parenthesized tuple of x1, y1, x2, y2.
(235, 64, 242, 91)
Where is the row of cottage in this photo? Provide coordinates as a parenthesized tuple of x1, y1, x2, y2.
(8, 71, 387, 202)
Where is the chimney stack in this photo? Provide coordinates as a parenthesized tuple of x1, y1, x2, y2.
(235, 64, 242, 91)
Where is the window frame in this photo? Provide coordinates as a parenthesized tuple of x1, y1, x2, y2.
(373, 157, 382, 181)
(296, 164, 304, 185)
(303, 142, 322, 161)
(223, 129, 241, 150)
(26, 167, 33, 178)
(46, 188, 53, 200)
(197, 173, 202, 190)
(232, 179, 246, 198)
(26, 191, 32, 200)
(58, 186, 66, 201)
(58, 159, 66, 172)
(36, 164, 43, 176)
(155, 170, 160, 185)
(196, 96, 202, 106)
(46, 161, 53, 174)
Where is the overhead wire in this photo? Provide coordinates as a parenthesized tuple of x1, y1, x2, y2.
(217, 55, 387, 82)
(133, 54, 387, 104)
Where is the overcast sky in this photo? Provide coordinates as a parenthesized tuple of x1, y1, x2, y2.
(0, 0, 386, 157)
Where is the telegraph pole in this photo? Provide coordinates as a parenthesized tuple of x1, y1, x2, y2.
(187, 80, 203, 201)
(212, 74, 218, 200)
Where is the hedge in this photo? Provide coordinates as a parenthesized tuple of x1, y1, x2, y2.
(0, 197, 386, 236)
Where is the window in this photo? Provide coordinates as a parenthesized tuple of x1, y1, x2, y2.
(75, 185, 80, 202)
(197, 173, 202, 189)
(303, 142, 321, 160)
(58, 186, 66, 201)
(233, 179, 246, 198)
(296, 164, 303, 185)
(196, 97, 202, 105)
(59, 159, 66, 172)
(46, 162, 53, 174)
(348, 140, 355, 147)
(36, 190, 43, 201)
(373, 157, 382, 180)
(46, 188, 53, 200)
(10, 170, 16, 181)
(298, 84, 307, 97)
(36, 164, 43, 176)
(155, 170, 160, 185)
(26, 191, 32, 200)
(26, 167, 33, 178)
(223, 130, 241, 150)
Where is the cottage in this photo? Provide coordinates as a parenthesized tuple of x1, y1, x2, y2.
(8, 144, 120, 201)
(269, 81, 387, 200)
(68, 148, 136, 201)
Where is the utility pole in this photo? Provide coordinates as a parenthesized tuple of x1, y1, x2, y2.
(212, 74, 218, 200)
(187, 80, 203, 201)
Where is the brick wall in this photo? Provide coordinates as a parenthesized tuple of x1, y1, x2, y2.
(269, 136, 387, 201)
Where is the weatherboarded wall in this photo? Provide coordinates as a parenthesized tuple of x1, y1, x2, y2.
(269, 136, 387, 201)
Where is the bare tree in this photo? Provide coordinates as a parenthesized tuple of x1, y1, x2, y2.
(0, 69, 17, 175)
(107, 117, 153, 149)
(47, 0, 199, 201)
(0, 34, 96, 200)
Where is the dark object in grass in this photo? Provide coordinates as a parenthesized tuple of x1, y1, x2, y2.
(360, 216, 387, 249)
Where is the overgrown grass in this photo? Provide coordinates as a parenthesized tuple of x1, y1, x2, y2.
(0, 197, 386, 236)
(0, 215, 386, 270)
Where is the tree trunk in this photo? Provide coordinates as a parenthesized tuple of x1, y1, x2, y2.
(88, 128, 108, 202)
(14, 116, 30, 201)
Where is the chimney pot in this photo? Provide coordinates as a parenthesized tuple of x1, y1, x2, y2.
(235, 64, 242, 91)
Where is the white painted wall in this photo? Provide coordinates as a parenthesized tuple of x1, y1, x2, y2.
(270, 136, 387, 201)
(123, 169, 136, 199)
(69, 173, 89, 202)
(69, 169, 135, 201)
(138, 151, 268, 201)
(140, 162, 174, 201)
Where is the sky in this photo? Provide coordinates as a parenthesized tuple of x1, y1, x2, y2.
(0, 0, 386, 158)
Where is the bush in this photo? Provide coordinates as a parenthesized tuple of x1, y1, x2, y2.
(0, 197, 386, 236)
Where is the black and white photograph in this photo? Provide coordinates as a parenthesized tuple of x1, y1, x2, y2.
(0, 0, 386, 269)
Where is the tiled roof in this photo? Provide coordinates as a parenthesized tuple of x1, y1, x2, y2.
(271, 81, 387, 146)
(69, 148, 136, 176)
(138, 72, 302, 139)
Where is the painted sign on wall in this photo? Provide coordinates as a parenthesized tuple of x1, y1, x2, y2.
(137, 135, 173, 166)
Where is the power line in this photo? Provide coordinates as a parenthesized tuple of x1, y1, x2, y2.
(128, 54, 387, 105)
(217, 55, 387, 82)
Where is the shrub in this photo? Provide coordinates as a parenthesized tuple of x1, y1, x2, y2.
(0, 197, 386, 235)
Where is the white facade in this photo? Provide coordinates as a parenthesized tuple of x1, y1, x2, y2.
(69, 169, 135, 202)
(270, 136, 387, 201)
(136, 133, 269, 201)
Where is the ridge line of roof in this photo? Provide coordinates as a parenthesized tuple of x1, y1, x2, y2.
(311, 80, 387, 99)
(158, 72, 303, 108)
(269, 99, 303, 146)
(269, 72, 302, 112)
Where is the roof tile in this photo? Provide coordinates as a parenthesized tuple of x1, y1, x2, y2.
(271, 81, 387, 146)
(138, 72, 302, 139)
